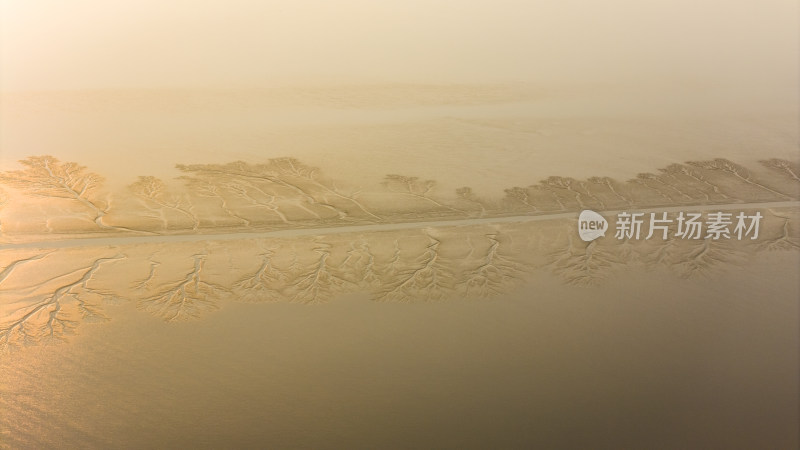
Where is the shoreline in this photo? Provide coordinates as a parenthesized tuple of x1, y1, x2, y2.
(2, 200, 797, 250)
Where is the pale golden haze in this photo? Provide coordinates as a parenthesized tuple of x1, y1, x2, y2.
(1, 0, 797, 94)
(1, 1, 799, 448)
(1, 0, 797, 193)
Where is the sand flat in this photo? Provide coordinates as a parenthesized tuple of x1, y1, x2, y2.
(1, 85, 798, 449)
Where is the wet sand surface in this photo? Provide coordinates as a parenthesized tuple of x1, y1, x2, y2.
(1, 86, 799, 449)
(1, 251, 797, 449)
(1, 198, 798, 448)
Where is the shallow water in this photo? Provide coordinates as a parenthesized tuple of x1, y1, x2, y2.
(1, 251, 797, 449)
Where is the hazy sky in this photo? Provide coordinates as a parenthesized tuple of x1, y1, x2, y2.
(1, 0, 797, 90)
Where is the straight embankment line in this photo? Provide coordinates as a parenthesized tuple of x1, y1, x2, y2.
(1, 201, 798, 250)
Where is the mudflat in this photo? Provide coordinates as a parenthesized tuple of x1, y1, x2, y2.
(1, 85, 798, 449)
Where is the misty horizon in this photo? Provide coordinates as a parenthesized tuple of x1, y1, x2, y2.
(1, 1, 797, 92)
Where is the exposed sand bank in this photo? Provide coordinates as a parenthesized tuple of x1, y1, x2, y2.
(0, 155, 797, 242)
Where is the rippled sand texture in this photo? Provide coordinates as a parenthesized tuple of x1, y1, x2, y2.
(0, 233, 798, 448)
(0, 156, 797, 241)
(1, 156, 798, 448)
(1, 201, 798, 351)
